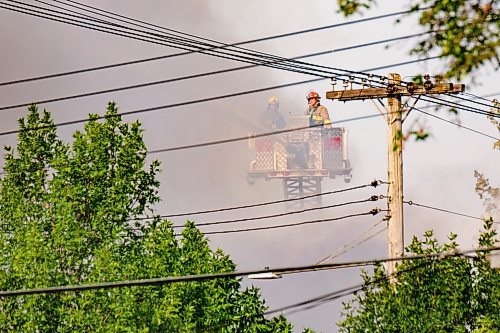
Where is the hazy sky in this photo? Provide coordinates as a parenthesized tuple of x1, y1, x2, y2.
(0, 1, 498, 332)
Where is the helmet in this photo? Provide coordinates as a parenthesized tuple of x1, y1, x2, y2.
(268, 96, 279, 105)
(306, 91, 321, 100)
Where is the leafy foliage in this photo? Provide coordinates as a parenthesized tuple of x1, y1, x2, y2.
(474, 171, 499, 222)
(487, 99, 500, 150)
(338, 220, 499, 332)
(0, 104, 306, 332)
(337, 0, 499, 80)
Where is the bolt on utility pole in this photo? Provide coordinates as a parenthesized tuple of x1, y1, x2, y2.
(326, 73, 464, 281)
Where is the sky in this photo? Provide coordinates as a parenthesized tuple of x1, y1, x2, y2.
(0, 1, 499, 332)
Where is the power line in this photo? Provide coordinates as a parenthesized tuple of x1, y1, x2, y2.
(1, 0, 437, 93)
(316, 219, 386, 264)
(413, 107, 500, 141)
(4, 0, 476, 142)
(0, 245, 496, 297)
(0, 1, 328, 80)
(421, 95, 499, 118)
(59, 0, 424, 49)
(266, 244, 500, 316)
(0, 12, 430, 87)
(448, 93, 500, 110)
(0, 2, 438, 115)
(144, 96, 498, 155)
(43, 0, 414, 84)
(463, 92, 500, 103)
(1, 96, 497, 181)
(1, 99, 495, 180)
(174, 196, 383, 229)
(146, 114, 382, 154)
(0, 3, 495, 151)
(137, 180, 385, 219)
(0, 1, 367, 83)
(265, 258, 431, 317)
(0, 114, 381, 177)
(417, 92, 500, 111)
(0, 55, 436, 139)
(5, 0, 496, 112)
(0, 46, 435, 112)
(192, 209, 384, 236)
(404, 199, 499, 225)
(61, 0, 486, 100)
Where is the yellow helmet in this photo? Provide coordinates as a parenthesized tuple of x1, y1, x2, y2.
(268, 96, 279, 105)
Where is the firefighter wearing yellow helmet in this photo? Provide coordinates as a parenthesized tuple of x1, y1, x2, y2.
(305, 91, 332, 129)
(261, 96, 285, 130)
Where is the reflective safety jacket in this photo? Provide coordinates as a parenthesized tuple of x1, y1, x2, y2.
(306, 105, 332, 128)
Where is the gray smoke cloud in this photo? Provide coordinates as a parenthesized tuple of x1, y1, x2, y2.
(0, 1, 498, 332)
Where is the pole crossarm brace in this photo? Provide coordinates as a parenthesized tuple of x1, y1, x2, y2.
(326, 83, 465, 101)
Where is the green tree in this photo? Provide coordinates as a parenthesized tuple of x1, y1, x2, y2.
(337, 0, 499, 80)
(338, 220, 499, 332)
(0, 103, 305, 332)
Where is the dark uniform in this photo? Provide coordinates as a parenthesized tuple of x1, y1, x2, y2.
(261, 96, 286, 130)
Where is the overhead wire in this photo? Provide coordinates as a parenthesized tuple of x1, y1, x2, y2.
(0, 1, 369, 84)
(316, 219, 387, 264)
(5, 0, 449, 96)
(0, 52, 435, 113)
(0, 3, 436, 88)
(265, 259, 433, 316)
(0, 32, 434, 88)
(56, 0, 425, 52)
(0, 3, 496, 314)
(0, 245, 496, 297)
(448, 93, 500, 110)
(146, 114, 382, 154)
(266, 245, 500, 316)
(173, 196, 384, 230)
(0, 1, 329, 81)
(1, 98, 497, 178)
(463, 92, 500, 103)
(1, 3, 494, 314)
(3, 1, 495, 122)
(421, 95, 499, 118)
(135, 180, 386, 219)
(188, 209, 385, 236)
(404, 199, 499, 225)
(413, 107, 500, 141)
(2, 0, 497, 119)
(0, 113, 382, 177)
(0, 0, 494, 176)
(0, 57, 439, 142)
(61, 0, 496, 106)
(42, 0, 397, 84)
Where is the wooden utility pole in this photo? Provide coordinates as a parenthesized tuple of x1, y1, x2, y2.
(326, 73, 464, 280)
(386, 73, 403, 279)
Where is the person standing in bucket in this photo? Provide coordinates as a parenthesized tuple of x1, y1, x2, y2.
(261, 96, 286, 130)
(305, 91, 332, 129)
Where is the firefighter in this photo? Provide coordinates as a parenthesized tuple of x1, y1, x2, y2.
(261, 96, 286, 130)
(305, 91, 332, 129)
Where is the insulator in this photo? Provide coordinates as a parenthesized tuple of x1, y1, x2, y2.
(343, 80, 348, 90)
(331, 77, 337, 89)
